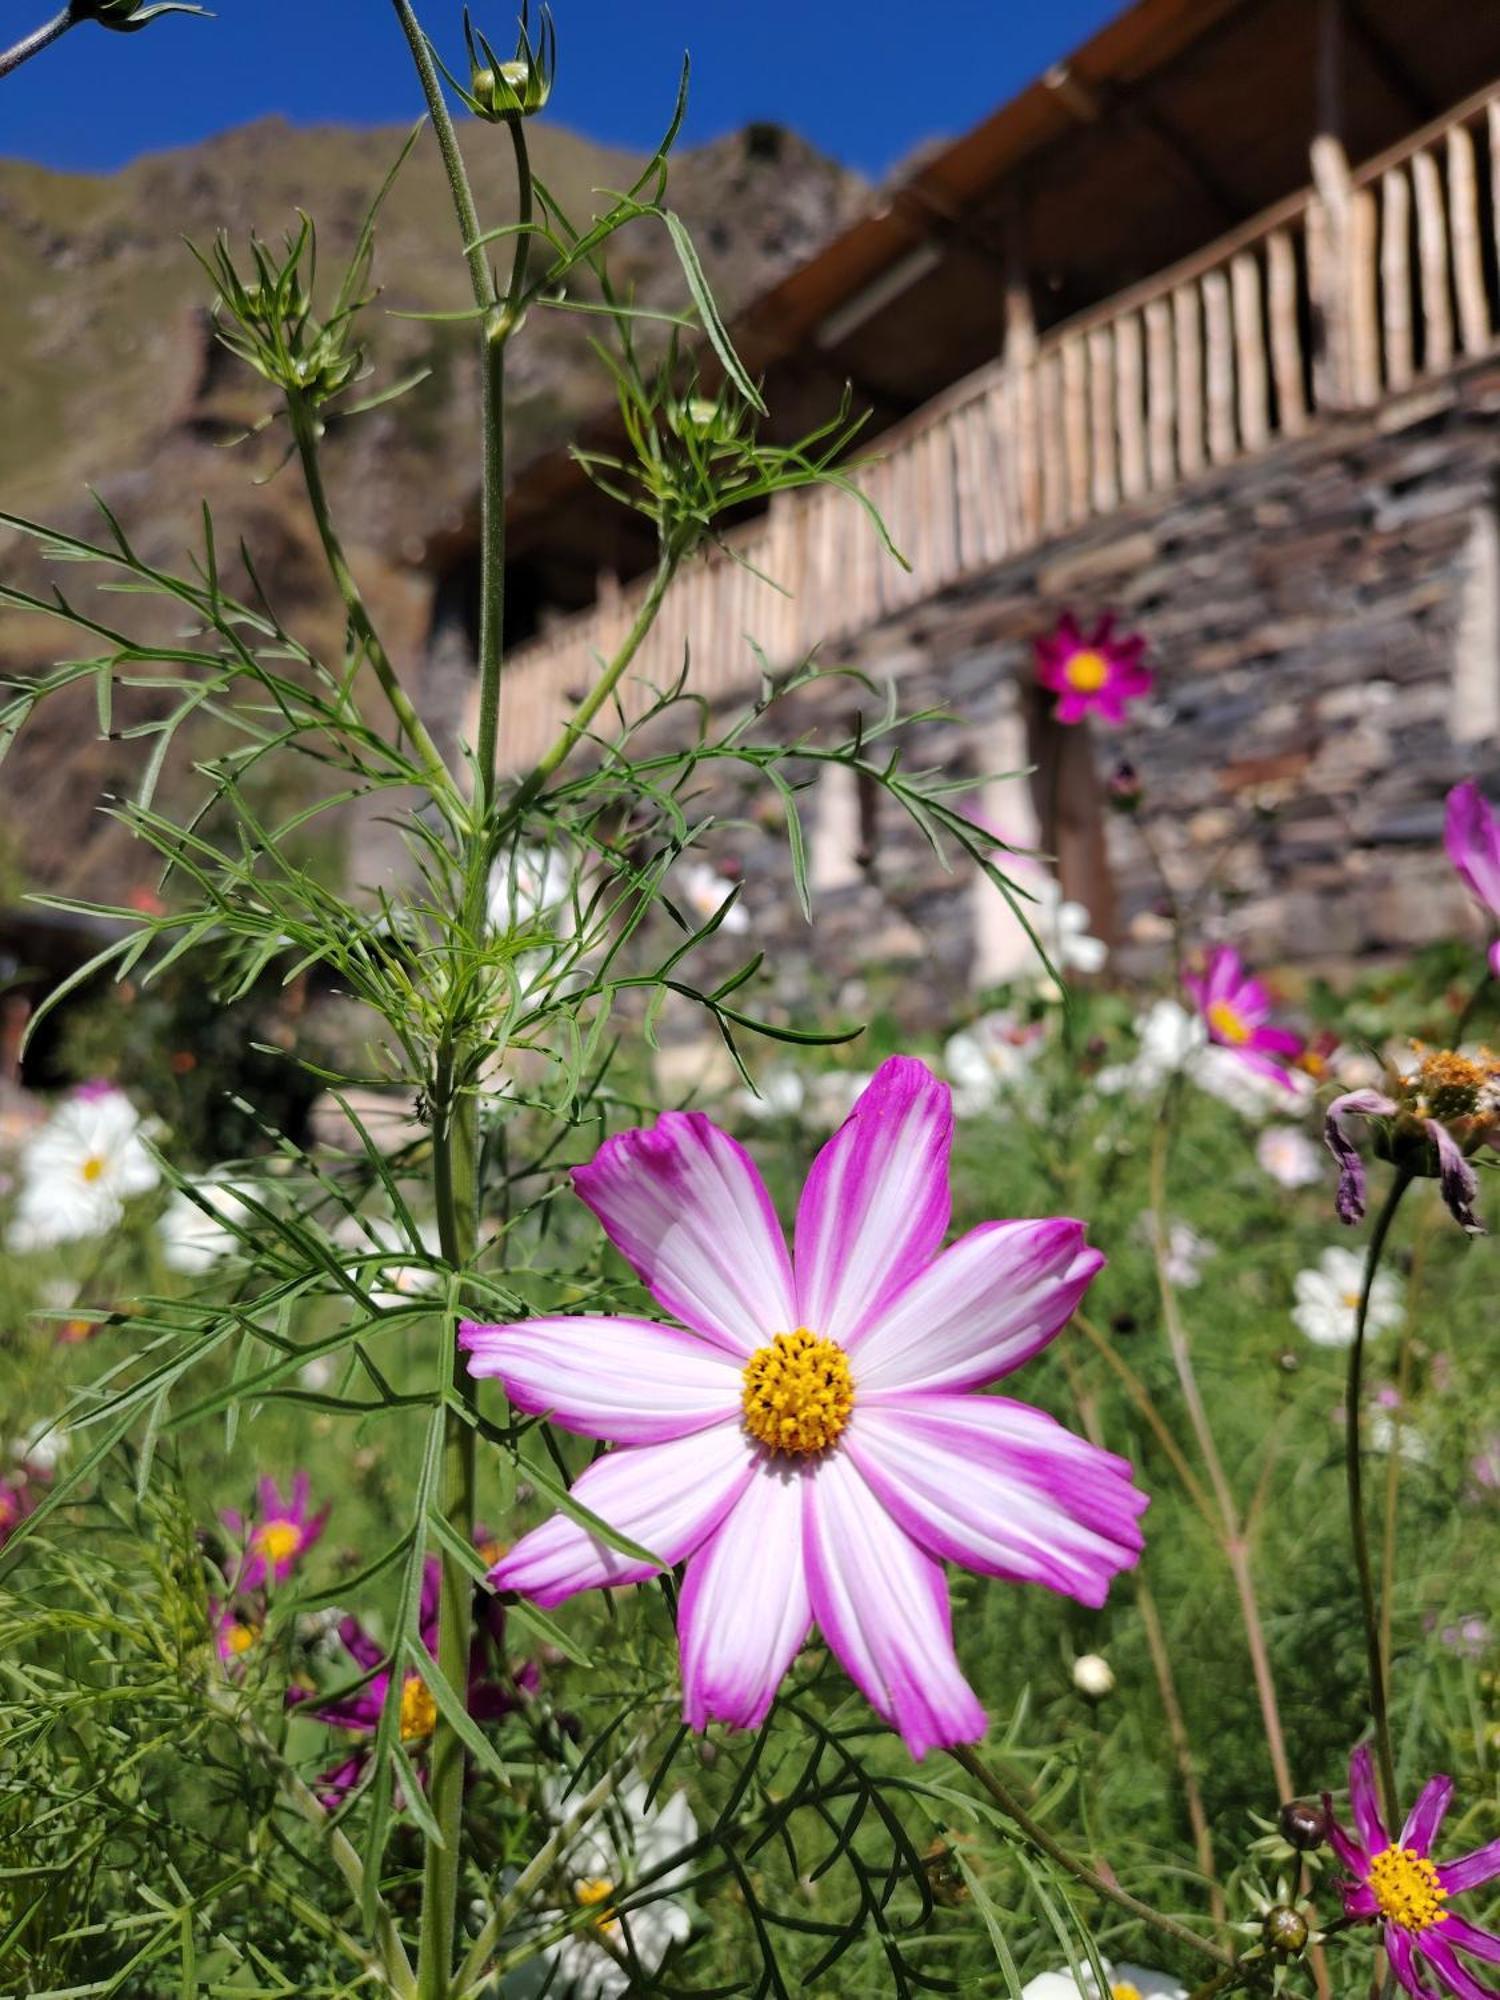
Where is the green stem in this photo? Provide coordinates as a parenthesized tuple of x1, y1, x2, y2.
(951, 1744, 1234, 1969)
(387, 0, 493, 314)
(1346, 1168, 1413, 1829)
(0, 6, 70, 79)
(286, 391, 453, 803)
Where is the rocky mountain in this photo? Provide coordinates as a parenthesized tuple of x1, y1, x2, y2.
(0, 114, 867, 909)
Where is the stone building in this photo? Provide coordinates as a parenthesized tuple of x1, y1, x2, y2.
(479, 0, 1500, 1016)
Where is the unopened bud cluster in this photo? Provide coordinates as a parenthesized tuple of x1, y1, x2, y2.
(459, 6, 554, 120)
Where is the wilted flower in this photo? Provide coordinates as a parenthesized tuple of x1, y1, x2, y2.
(7, 1084, 159, 1251)
(159, 1182, 254, 1274)
(1292, 1247, 1403, 1349)
(222, 1473, 329, 1593)
(944, 1011, 1045, 1116)
(463, 1058, 1146, 1759)
(1184, 948, 1303, 1093)
(1034, 613, 1152, 726)
(1256, 1124, 1324, 1188)
(1325, 1742, 1500, 2000)
(1072, 1652, 1115, 1698)
(1325, 1046, 1500, 1235)
(1444, 781, 1500, 976)
(539, 1778, 697, 2000)
(674, 859, 749, 936)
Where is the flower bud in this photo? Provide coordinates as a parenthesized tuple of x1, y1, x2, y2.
(1262, 1905, 1310, 1956)
(1106, 760, 1143, 814)
(71, 0, 208, 30)
(465, 8, 554, 119)
(1278, 1800, 1325, 1851)
(1072, 1653, 1115, 1698)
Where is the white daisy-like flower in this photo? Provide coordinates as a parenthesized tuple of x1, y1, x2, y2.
(1137, 1213, 1215, 1289)
(13, 1420, 68, 1474)
(159, 1182, 255, 1274)
(335, 1215, 443, 1307)
(944, 1011, 1045, 1117)
(1256, 1124, 1323, 1188)
(1292, 1246, 1404, 1349)
(1096, 999, 1309, 1122)
(1026, 879, 1107, 981)
(675, 859, 749, 936)
(732, 1065, 805, 1123)
(541, 1778, 697, 2000)
(1021, 1961, 1187, 2000)
(6, 1085, 159, 1251)
(1366, 1401, 1430, 1464)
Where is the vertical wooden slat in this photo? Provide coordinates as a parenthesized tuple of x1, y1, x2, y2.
(1348, 187, 1381, 404)
(1490, 101, 1500, 286)
(1173, 283, 1205, 475)
(1447, 123, 1489, 355)
(1202, 269, 1237, 463)
(1229, 250, 1269, 449)
(1061, 337, 1090, 522)
(1011, 358, 1042, 545)
(1038, 349, 1067, 534)
(1305, 196, 1332, 410)
(1087, 325, 1118, 512)
(1412, 146, 1454, 374)
(1115, 311, 1148, 498)
(1144, 297, 1175, 486)
(971, 392, 1007, 564)
(1379, 167, 1414, 392)
(1265, 226, 1308, 435)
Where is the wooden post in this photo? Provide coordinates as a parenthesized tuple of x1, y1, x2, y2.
(1379, 167, 1414, 392)
(1229, 251, 1269, 450)
(1144, 296, 1176, 486)
(1348, 187, 1380, 404)
(1448, 123, 1489, 356)
(1309, 133, 1355, 407)
(1061, 336, 1090, 522)
(1116, 311, 1148, 499)
(1173, 283, 1205, 475)
(1203, 269, 1236, 462)
(1087, 325, 1118, 512)
(1266, 227, 1308, 435)
(1412, 146, 1454, 374)
(1038, 349, 1067, 535)
(1002, 214, 1042, 547)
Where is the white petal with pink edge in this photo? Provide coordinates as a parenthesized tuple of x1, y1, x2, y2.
(843, 1397, 1145, 1608)
(678, 1456, 811, 1732)
(571, 1113, 796, 1356)
(793, 1057, 953, 1347)
(459, 1316, 741, 1443)
(491, 1422, 757, 1607)
(847, 1218, 1102, 1394)
(803, 1449, 986, 1760)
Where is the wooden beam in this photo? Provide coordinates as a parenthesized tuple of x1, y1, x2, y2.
(1042, 61, 1239, 225)
(1343, 0, 1437, 122)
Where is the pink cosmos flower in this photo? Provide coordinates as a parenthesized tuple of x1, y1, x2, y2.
(460, 1057, 1146, 1760)
(1184, 947, 1304, 1092)
(1034, 613, 1152, 726)
(1445, 781, 1500, 978)
(1325, 1743, 1500, 2000)
(221, 1472, 329, 1592)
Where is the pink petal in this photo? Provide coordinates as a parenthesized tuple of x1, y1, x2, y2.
(1427, 1120, 1484, 1236)
(1441, 1839, 1500, 1896)
(1390, 1929, 1441, 2000)
(1446, 782, 1500, 918)
(793, 1058, 953, 1346)
(460, 1316, 741, 1442)
(1414, 1933, 1499, 2000)
(1322, 1791, 1369, 1879)
(844, 1396, 1145, 1608)
(1490, 938, 1500, 979)
(803, 1450, 986, 1760)
(1325, 1090, 1397, 1226)
(572, 1113, 796, 1355)
(1402, 1774, 1455, 1855)
(848, 1218, 1102, 1394)
(1442, 1918, 1500, 1969)
(491, 1423, 755, 1607)
(1350, 1743, 1390, 1854)
(678, 1458, 811, 1732)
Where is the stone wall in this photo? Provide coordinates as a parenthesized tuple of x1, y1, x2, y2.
(658, 360, 1500, 1036)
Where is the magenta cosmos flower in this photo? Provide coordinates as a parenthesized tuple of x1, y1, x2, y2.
(1034, 613, 1152, 725)
(1184, 947, 1304, 1091)
(1445, 781, 1500, 978)
(221, 1472, 329, 1592)
(1326, 1743, 1500, 2000)
(460, 1058, 1146, 1760)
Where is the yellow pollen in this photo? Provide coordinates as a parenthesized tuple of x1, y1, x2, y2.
(574, 1876, 617, 1928)
(79, 1154, 106, 1184)
(742, 1328, 854, 1456)
(1064, 648, 1110, 693)
(1368, 1845, 1448, 1932)
(1112, 1986, 1144, 2000)
(254, 1519, 303, 1565)
(399, 1673, 437, 1743)
(1207, 1000, 1252, 1046)
(1412, 1047, 1495, 1121)
(225, 1622, 257, 1657)
(1341, 1291, 1362, 1310)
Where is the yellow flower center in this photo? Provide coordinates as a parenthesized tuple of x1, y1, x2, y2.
(742, 1328, 854, 1456)
(1368, 1845, 1448, 1931)
(1411, 1047, 1495, 1121)
(399, 1673, 437, 1742)
(1113, 1985, 1144, 2000)
(1341, 1291, 1362, 1310)
(575, 1876, 617, 1929)
(225, 1622, 258, 1657)
(79, 1154, 106, 1184)
(1064, 648, 1110, 693)
(1207, 1000, 1251, 1046)
(254, 1519, 304, 1565)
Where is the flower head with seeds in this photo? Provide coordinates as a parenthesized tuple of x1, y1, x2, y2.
(1445, 780, 1500, 977)
(1325, 1044, 1500, 1235)
(1183, 948, 1304, 1093)
(1034, 612, 1152, 726)
(461, 1057, 1146, 1759)
(1326, 1743, 1500, 2000)
(222, 1472, 329, 1593)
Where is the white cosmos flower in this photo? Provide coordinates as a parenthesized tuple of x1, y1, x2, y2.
(13, 1421, 68, 1474)
(7, 1086, 159, 1250)
(1137, 1213, 1215, 1288)
(1027, 879, 1107, 981)
(1022, 1961, 1187, 2000)
(335, 1215, 443, 1307)
(486, 843, 574, 937)
(676, 859, 748, 935)
(1292, 1246, 1404, 1348)
(1097, 999, 1310, 1122)
(732, 1065, 805, 1122)
(159, 1182, 255, 1274)
(944, 1011, 1044, 1116)
(539, 1778, 697, 2000)
(1256, 1125, 1323, 1188)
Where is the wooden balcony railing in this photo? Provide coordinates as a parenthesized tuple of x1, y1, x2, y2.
(489, 77, 1500, 773)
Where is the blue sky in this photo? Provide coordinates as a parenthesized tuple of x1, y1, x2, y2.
(2, 0, 1121, 178)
